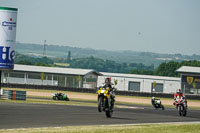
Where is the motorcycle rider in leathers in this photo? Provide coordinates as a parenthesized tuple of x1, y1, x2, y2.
(103, 77, 116, 104)
(173, 89, 187, 108)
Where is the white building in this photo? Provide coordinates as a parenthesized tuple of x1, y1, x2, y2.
(98, 72, 180, 93)
(1, 64, 181, 93)
(2, 64, 102, 88)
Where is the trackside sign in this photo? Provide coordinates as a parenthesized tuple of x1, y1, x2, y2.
(0, 7, 18, 70)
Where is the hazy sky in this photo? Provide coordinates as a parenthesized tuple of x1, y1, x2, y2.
(1, 0, 200, 55)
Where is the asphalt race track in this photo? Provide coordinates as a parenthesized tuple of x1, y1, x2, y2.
(0, 102, 200, 129)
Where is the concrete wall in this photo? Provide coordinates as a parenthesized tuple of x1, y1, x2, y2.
(164, 80, 181, 93)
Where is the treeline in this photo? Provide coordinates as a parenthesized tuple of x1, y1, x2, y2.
(15, 53, 54, 66)
(130, 60, 200, 77)
(69, 56, 154, 73)
(15, 53, 200, 77)
(16, 43, 200, 67)
(15, 53, 154, 73)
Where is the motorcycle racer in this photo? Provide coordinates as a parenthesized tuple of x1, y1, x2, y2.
(151, 97, 165, 110)
(173, 89, 187, 108)
(103, 77, 116, 103)
(152, 97, 159, 105)
(97, 77, 116, 117)
(103, 77, 113, 88)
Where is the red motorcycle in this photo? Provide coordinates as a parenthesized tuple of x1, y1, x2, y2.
(174, 96, 187, 116)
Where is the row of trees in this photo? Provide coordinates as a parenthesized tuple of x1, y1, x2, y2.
(16, 43, 200, 67)
(15, 52, 200, 77)
(130, 60, 200, 77)
(69, 56, 154, 73)
(15, 53, 54, 67)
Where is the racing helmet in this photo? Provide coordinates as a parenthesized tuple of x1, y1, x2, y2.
(105, 77, 111, 83)
(176, 89, 182, 94)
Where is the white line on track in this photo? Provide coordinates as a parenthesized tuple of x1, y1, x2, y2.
(116, 105, 145, 109)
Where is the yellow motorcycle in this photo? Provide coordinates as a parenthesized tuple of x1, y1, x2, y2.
(97, 87, 115, 118)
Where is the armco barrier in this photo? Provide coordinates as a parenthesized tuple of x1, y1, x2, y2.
(2, 83, 200, 100)
(0, 90, 8, 99)
(8, 90, 26, 100)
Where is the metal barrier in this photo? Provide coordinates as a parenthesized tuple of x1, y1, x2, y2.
(8, 90, 26, 100)
(0, 90, 9, 99)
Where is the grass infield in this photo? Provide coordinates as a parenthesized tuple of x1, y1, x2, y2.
(0, 123, 200, 133)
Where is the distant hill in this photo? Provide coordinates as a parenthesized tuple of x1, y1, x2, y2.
(16, 42, 200, 67)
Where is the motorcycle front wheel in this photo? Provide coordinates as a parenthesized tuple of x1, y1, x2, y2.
(178, 105, 182, 116)
(183, 109, 187, 116)
(98, 97, 103, 112)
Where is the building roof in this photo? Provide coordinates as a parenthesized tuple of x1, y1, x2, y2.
(176, 66, 200, 75)
(13, 64, 103, 76)
(101, 72, 180, 81)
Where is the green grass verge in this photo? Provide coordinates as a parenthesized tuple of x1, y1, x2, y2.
(0, 124, 200, 133)
(26, 95, 154, 108)
(0, 98, 97, 107)
(27, 95, 98, 103)
(2, 87, 97, 96)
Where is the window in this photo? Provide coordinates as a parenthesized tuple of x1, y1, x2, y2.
(57, 75, 66, 87)
(3, 72, 9, 78)
(152, 83, 163, 92)
(9, 72, 24, 78)
(46, 74, 52, 80)
(28, 73, 40, 79)
(128, 82, 140, 91)
(66, 76, 76, 88)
